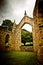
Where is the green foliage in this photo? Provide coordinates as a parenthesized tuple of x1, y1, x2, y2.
(1, 19, 13, 31)
(21, 29, 33, 45)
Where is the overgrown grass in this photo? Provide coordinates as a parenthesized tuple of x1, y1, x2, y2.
(0, 51, 42, 65)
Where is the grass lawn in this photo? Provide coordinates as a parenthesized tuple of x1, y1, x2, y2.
(0, 51, 42, 65)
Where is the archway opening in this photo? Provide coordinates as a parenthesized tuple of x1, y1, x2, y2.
(5, 34, 9, 47)
(21, 24, 33, 46)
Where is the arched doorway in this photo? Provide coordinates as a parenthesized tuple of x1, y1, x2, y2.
(20, 23, 33, 51)
(21, 24, 33, 46)
(5, 34, 9, 47)
(17, 13, 33, 46)
(14, 11, 34, 51)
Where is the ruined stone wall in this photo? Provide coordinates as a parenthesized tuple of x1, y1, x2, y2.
(10, 12, 34, 51)
(33, 0, 43, 53)
(33, 0, 43, 63)
(13, 28, 21, 50)
(0, 28, 11, 51)
(20, 46, 33, 52)
(33, 17, 40, 52)
(0, 0, 43, 57)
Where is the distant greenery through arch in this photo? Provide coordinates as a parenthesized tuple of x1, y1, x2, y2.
(21, 29, 33, 46)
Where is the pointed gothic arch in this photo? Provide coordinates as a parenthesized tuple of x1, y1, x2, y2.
(14, 11, 34, 50)
(5, 34, 9, 47)
(17, 13, 34, 29)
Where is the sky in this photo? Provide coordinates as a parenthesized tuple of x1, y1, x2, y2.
(0, 0, 36, 32)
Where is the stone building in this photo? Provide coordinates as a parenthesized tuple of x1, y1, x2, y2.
(0, 26, 11, 51)
(0, 0, 43, 63)
(33, 0, 43, 62)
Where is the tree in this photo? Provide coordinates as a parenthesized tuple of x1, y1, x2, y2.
(1, 19, 13, 31)
(21, 29, 33, 45)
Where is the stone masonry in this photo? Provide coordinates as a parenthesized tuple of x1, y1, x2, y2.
(33, 0, 43, 62)
(0, 0, 43, 63)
